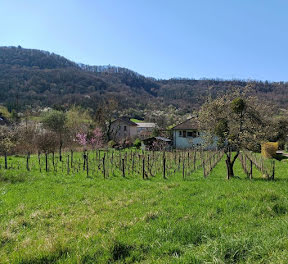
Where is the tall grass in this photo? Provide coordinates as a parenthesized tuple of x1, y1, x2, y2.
(0, 152, 287, 263)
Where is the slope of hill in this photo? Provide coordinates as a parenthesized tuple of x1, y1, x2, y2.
(0, 46, 287, 116)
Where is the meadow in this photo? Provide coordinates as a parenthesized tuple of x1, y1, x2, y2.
(0, 150, 287, 263)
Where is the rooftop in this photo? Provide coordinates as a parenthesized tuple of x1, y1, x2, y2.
(171, 117, 199, 130)
(136, 123, 156, 128)
(112, 118, 138, 126)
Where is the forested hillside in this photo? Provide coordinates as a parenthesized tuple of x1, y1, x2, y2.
(0, 46, 288, 115)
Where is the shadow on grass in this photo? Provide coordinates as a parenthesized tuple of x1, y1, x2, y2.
(275, 153, 288, 161)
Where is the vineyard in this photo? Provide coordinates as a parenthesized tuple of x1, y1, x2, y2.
(0, 149, 287, 263)
(0, 149, 278, 181)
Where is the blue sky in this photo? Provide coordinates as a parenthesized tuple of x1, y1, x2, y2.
(1, 0, 288, 81)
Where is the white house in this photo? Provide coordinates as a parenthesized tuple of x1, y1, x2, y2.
(172, 117, 217, 149)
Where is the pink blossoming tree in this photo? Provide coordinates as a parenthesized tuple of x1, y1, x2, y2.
(76, 127, 103, 150)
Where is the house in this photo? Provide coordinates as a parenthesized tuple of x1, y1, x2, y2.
(136, 122, 157, 138)
(136, 122, 156, 134)
(172, 117, 217, 149)
(110, 118, 138, 141)
(110, 118, 157, 141)
(141, 136, 172, 151)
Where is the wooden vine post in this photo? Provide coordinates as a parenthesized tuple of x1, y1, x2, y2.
(86, 153, 89, 178)
(26, 152, 30, 171)
(142, 156, 145, 180)
(163, 153, 167, 179)
(67, 155, 70, 174)
(45, 153, 48, 172)
(4, 152, 7, 169)
(102, 154, 106, 179)
(122, 158, 125, 178)
(182, 160, 185, 180)
(271, 160, 275, 180)
(249, 160, 253, 180)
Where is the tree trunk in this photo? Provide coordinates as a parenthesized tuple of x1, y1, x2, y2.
(225, 151, 239, 180)
(225, 158, 234, 179)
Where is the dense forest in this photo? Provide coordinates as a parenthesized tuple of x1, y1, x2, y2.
(1, 46, 288, 116)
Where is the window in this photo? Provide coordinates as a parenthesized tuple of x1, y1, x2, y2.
(187, 131, 198, 138)
(183, 130, 186, 138)
(123, 125, 127, 131)
(179, 131, 182, 137)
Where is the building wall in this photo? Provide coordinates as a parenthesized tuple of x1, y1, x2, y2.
(173, 130, 217, 149)
(110, 120, 137, 141)
(130, 126, 138, 138)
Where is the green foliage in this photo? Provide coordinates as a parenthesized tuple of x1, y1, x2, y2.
(151, 128, 160, 137)
(42, 110, 67, 133)
(66, 106, 93, 135)
(215, 119, 228, 140)
(108, 140, 117, 148)
(231, 98, 246, 114)
(0, 106, 11, 119)
(133, 138, 141, 149)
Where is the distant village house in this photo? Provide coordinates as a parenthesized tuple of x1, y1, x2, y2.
(110, 118, 157, 141)
(172, 117, 217, 149)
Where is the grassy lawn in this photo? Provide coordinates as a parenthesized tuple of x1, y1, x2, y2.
(0, 153, 288, 263)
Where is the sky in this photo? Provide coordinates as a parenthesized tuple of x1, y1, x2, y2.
(1, 0, 288, 81)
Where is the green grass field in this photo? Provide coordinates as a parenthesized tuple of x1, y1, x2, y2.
(0, 152, 288, 263)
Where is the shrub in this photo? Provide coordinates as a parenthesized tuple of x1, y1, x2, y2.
(261, 142, 278, 159)
(108, 140, 117, 148)
(133, 138, 141, 149)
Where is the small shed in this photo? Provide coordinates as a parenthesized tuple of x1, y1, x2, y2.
(141, 136, 172, 151)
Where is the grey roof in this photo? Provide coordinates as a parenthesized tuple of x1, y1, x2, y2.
(142, 136, 171, 142)
(155, 136, 171, 142)
(136, 122, 156, 128)
(171, 117, 199, 130)
(111, 118, 137, 126)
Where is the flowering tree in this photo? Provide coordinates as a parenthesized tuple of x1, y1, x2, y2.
(76, 133, 88, 147)
(0, 126, 15, 155)
(90, 128, 103, 150)
(76, 127, 103, 150)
